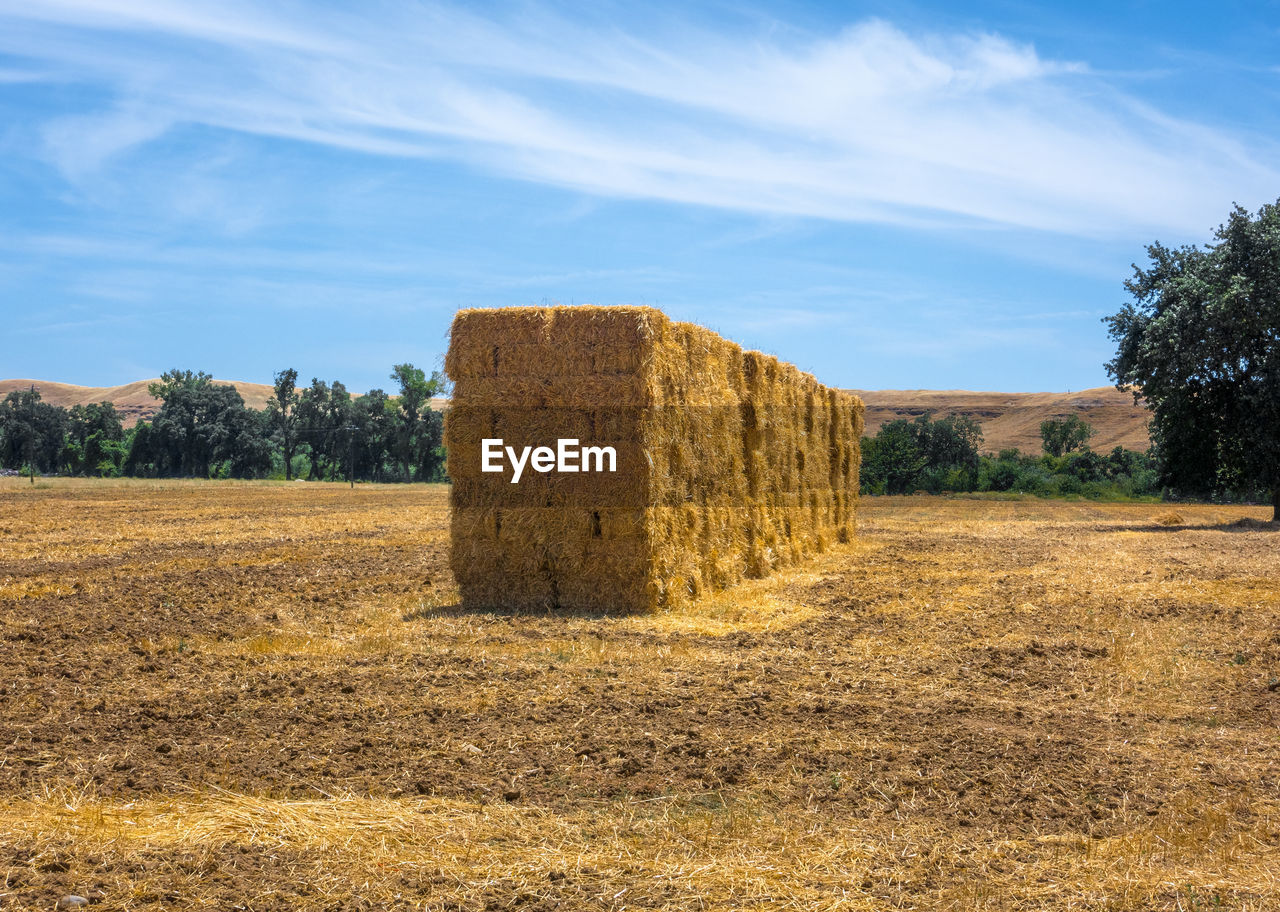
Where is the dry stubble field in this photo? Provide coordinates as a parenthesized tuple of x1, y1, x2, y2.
(1, 479, 1278, 910)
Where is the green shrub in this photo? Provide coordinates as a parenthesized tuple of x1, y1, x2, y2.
(1050, 473, 1082, 496)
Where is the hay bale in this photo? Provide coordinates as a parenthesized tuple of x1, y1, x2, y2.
(445, 305, 863, 612)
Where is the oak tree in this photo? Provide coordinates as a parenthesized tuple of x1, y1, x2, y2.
(1105, 201, 1280, 520)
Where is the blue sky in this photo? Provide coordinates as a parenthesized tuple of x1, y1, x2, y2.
(1, 1, 1278, 393)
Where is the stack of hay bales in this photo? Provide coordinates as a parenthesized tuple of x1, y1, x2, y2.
(445, 305, 862, 612)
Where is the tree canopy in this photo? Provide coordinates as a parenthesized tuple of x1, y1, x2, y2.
(0, 387, 67, 475)
(134, 370, 271, 478)
(860, 413, 983, 495)
(389, 363, 447, 483)
(1040, 415, 1094, 457)
(1105, 200, 1280, 519)
(266, 367, 301, 481)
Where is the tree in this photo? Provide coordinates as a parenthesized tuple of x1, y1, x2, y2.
(146, 370, 270, 478)
(0, 387, 68, 474)
(326, 381, 354, 480)
(65, 402, 126, 476)
(1040, 415, 1094, 457)
(917, 413, 984, 475)
(147, 370, 211, 476)
(1105, 200, 1280, 520)
(389, 363, 447, 482)
(859, 413, 983, 494)
(123, 421, 159, 477)
(208, 400, 274, 478)
(352, 389, 394, 482)
(266, 368, 301, 481)
(860, 420, 927, 494)
(296, 378, 330, 480)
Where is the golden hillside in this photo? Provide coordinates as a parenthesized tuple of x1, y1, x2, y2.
(0, 378, 276, 425)
(851, 386, 1151, 454)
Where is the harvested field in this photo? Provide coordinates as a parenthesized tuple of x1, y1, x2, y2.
(2, 478, 1278, 910)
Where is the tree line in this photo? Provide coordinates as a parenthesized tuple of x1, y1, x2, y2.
(859, 413, 1161, 500)
(0, 369, 1250, 506)
(0, 364, 447, 482)
(5, 365, 1157, 501)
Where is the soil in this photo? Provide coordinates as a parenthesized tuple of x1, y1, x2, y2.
(2, 480, 1277, 909)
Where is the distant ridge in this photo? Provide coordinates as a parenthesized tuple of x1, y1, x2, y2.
(0, 378, 275, 425)
(850, 387, 1150, 454)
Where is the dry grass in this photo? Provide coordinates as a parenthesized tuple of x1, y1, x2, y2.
(2, 479, 1279, 910)
(10, 785, 1273, 911)
(854, 387, 1153, 455)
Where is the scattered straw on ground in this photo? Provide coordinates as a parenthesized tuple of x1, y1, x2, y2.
(1, 480, 1278, 909)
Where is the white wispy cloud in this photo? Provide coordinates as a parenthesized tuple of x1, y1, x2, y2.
(41, 104, 173, 179)
(1, 0, 1275, 237)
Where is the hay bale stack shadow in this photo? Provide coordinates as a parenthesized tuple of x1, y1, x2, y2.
(1090, 516, 1279, 535)
(445, 305, 863, 613)
(402, 599, 628, 621)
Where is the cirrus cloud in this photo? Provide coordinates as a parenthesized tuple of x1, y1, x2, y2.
(2, 0, 1276, 237)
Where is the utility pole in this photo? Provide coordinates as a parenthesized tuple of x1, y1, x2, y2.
(27, 384, 35, 484)
(345, 425, 359, 489)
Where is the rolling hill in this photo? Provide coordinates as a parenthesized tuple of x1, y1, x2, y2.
(852, 387, 1150, 454)
(2, 378, 1151, 454)
(0, 378, 277, 426)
